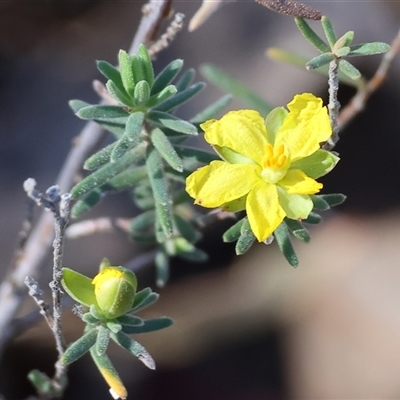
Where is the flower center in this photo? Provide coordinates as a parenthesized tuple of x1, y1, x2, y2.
(261, 143, 290, 184)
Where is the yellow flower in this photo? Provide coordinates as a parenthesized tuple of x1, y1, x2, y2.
(186, 93, 339, 242)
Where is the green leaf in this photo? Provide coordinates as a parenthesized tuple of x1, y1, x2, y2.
(151, 59, 184, 95)
(130, 54, 145, 84)
(96, 325, 110, 356)
(321, 16, 337, 48)
(150, 128, 183, 171)
(121, 317, 173, 334)
(131, 183, 155, 210)
(339, 59, 361, 80)
(348, 42, 391, 56)
(130, 288, 158, 312)
(105, 165, 148, 191)
(28, 370, 53, 395)
(71, 143, 147, 198)
(284, 218, 310, 243)
(175, 68, 195, 91)
(96, 60, 124, 91)
(137, 44, 154, 86)
(133, 80, 151, 106)
(223, 218, 245, 243)
(61, 268, 97, 307)
(295, 17, 330, 53)
(176, 247, 209, 262)
(71, 188, 103, 218)
(174, 214, 201, 243)
(146, 84, 178, 109)
(175, 146, 218, 165)
(335, 46, 351, 58)
(84, 143, 115, 171)
(106, 321, 122, 334)
(200, 64, 273, 114)
(317, 193, 346, 207)
(310, 194, 330, 210)
(89, 346, 127, 400)
(306, 53, 335, 70)
(303, 211, 322, 224)
(116, 314, 144, 327)
(155, 82, 206, 112)
(110, 331, 155, 369)
(334, 31, 354, 50)
(118, 49, 135, 97)
(145, 146, 173, 237)
(274, 223, 298, 267)
(82, 312, 99, 325)
(62, 328, 98, 365)
(235, 218, 256, 255)
(290, 149, 339, 179)
(147, 110, 198, 135)
(76, 105, 129, 124)
(106, 80, 135, 107)
(130, 209, 156, 232)
(155, 250, 169, 287)
(190, 94, 232, 124)
(69, 99, 91, 113)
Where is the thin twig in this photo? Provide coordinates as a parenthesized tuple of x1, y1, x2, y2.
(338, 27, 400, 130)
(324, 59, 340, 150)
(0, 0, 172, 354)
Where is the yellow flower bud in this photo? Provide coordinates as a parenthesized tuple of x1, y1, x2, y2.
(92, 266, 137, 319)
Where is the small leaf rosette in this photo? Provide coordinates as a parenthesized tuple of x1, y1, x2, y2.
(62, 259, 137, 319)
(186, 93, 339, 242)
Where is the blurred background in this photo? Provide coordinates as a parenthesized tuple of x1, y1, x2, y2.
(1, 1, 400, 399)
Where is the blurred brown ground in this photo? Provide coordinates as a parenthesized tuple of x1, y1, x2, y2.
(1, 1, 400, 399)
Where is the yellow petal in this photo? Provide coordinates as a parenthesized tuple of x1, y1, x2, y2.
(279, 169, 322, 195)
(276, 93, 331, 161)
(246, 181, 286, 242)
(201, 110, 268, 165)
(186, 161, 260, 208)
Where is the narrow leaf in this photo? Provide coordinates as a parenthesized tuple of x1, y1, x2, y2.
(130, 209, 156, 232)
(321, 16, 337, 48)
(151, 59, 184, 95)
(69, 99, 91, 113)
(97, 60, 124, 91)
(274, 223, 298, 267)
(137, 44, 154, 86)
(116, 314, 144, 327)
(310, 194, 330, 210)
(318, 193, 346, 207)
(176, 247, 208, 262)
(96, 325, 110, 356)
(348, 42, 391, 56)
(190, 94, 232, 123)
(174, 214, 201, 243)
(133, 80, 151, 106)
(284, 218, 310, 243)
(118, 50, 135, 97)
(150, 128, 183, 171)
(71, 188, 103, 218)
(62, 328, 98, 365)
(121, 317, 173, 334)
(146, 84, 178, 109)
(175, 68, 195, 91)
(130, 54, 145, 84)
(147, 110, 198, 135)
(106, 165, 148, 191)
(295, 17, 330, 53)
(223, 218, 245, 243)
(306, 53, 335, 70)
(339, 59, 361, 80)
(155, 250, 170, 287)
(175, 146, 218, 164)
(77, 105, 129, 124)
(235, 218, 256, 255)
(130, 288, 157, 312)
(303, 211, 322, 224)
(106, 80, 135, 107)
(334, 31, 354, 50)
(84, 143, 115, 171)
(200, 64, 273, 114)
(110, 332, 156, 370)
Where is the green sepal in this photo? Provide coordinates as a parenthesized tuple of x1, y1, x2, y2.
(71, 143, 147, 198)
(133, 80, 151, 106)
(96, 325, 110, 356)
(200, 64, 273, 115)
(84, 143, 115, 171)
(96, 60, 124, 92)
(116, 314, 144, 327)
(89, 346, 127, 400)
(190, 94, 232, 124)
(155, 82, 205, 113)
(111, 112, 145, 162)
(223, 218, 245, 243)
(317, 193, 346, 207)
(69, 99, 91, 113)
(61, 328, 98, 365)
(310, 194, 330, 210)
(321, 16, 337, 48)
(150, 128, 183, 171)
(290, 149, 339, 179)
(175, 68, 195, 91)
(76, 105, 129, 124)
(118, 50, 135, 97)
(145, 146, 173, 238)
(303, 211, 322, 224)
(235, 218, 256, 255)
(339, 59, 361, 80)
(306, 53, 335, 70)
(106, 80, 135, 107)
(120, 317, 173, 334)
(151, 59, 184, 95)
(137, 44, 154, 86)
(348, 42, 391, 56)
(155, 250, 169, 287)
(61, 268, 97, 308)
(147, 110, 198, 135)
(284, 218, 310, 243)
(130, 288, 159, 313)
(71, 189, 103, 218)
(295, 17, 330, 53)
(265, 107, 288, 144)
(146, 85, 178, 109)
(110, 331, 155, 370)
(274, 223, 298, 267)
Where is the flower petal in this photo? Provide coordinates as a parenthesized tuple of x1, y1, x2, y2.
(246, 181, 286, 242)
(277, 188, 314, 220)
(276, 93, 332, 161)
(279, 169, 322, 195)
(290, 149, 339, 179)
(201, 110, 268, 165)
(186, 160, 260, 208)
